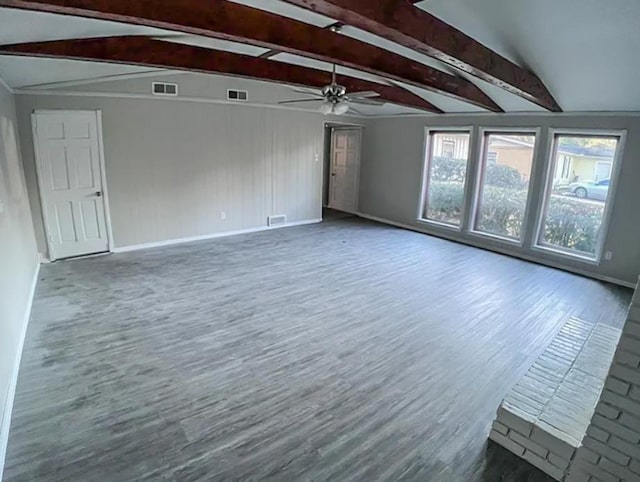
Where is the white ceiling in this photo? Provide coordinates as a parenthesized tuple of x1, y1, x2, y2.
(0, 0, 639, 114)
(227, 0, 336, 28)
(416, 0, 640, 112)
(0, 55, 165, 89)
(0, 7, 169, 44)
(159, 35, 270, 57)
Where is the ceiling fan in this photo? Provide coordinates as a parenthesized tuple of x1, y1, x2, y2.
(279, 64, 386, 115)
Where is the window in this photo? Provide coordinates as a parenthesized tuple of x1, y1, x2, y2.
(473, 132, 537, 241)
(537, 132, 623, 259)
(420, 130, 471, 227)
(441, 140, 456, 158)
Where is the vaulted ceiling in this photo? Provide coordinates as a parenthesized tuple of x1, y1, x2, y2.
(0, 0, 638, 116)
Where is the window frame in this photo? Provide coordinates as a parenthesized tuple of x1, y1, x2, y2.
(468, 127, 542, 246)
(533, 128, 627, 264)
(417, 126, 474, 231)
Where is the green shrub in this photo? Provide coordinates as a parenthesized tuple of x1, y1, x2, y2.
(426, 180, 603, 253)
(426, 181, 465, 223)
(541, 197, 603, 253)
(430, 157, 467, 183)
(484, 164, 524, 189)
(476, 186, 527, 237)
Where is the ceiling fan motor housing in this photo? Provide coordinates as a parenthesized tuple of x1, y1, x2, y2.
(322, 84, 347, 102)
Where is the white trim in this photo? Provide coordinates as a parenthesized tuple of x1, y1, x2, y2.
(38, 253, 51, 264)
(0, 263, 40, 480)
(533, 128, 627, 264)
(0, 73, 14, 94)
(324, 120, 367, 128)
(19, 70, 179, 90)
(416, 218, 460, 232)
(95, 111, 115, 253)
(357, 212, 637, 289)
(31, 110, 115, 261)
(112, 219, 322, 253)
(14, 89, 366, 119)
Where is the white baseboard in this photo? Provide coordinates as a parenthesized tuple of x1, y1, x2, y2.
(112, 219, 322, 253)
(0, 262, 40, 480)
(356, 212, 637, 289)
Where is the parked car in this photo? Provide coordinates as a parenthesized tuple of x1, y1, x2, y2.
(568, 179, 610, 200)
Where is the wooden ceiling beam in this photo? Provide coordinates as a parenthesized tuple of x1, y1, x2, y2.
(281, 0, 562, 111)
(0, 36, 444, 113)
(0, 0, 501, 112)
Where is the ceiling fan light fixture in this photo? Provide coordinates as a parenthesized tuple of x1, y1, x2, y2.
(333, 102, 350, 115)
(319, 101, 334, 115)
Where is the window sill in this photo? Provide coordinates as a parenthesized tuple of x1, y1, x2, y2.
(532, 244, 601, 266)
(416, 218, 462, 232)
(468, 229, 524, 247)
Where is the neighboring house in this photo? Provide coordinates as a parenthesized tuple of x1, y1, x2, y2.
(553, 145, 615, 183)
(432, 134, 615, 184)
(432, 133, 470, 160)
(489, 136, 536, 182)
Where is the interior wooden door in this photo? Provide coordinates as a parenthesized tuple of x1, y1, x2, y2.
(34, 110, 109, 260)
(329, 128, 361, 213)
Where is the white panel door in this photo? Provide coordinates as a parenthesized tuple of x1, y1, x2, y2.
(329, 128, 361, 213)
(34, 111, 109, 260)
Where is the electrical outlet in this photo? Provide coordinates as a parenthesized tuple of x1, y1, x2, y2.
(220, 211, 226, 220)
(604, 251, 613, 261)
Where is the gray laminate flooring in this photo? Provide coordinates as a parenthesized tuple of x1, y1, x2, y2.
(4, 215, 632, 481)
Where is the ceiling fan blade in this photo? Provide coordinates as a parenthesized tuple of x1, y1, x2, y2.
(290, 87, 323, 95)
(350, 98, 387, 106)
(279, 98, 325, 104)
(346, 91, 380, 98)
(348, 106, 367, 116)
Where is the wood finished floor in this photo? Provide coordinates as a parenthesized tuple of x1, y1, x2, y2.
(4, 215, 632, 482)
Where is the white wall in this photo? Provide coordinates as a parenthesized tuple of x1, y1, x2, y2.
(15, 93, 329, 254)
(0, 81, 39, 473)
(359, 114, 640, 286)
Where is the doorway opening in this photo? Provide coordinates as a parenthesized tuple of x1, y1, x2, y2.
(322, 123, 362, 220)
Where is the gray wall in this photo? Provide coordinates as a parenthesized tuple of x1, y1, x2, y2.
(16, 94, 330, 255)
(359, 114, 640, 285)
(0, 82, 38, 457)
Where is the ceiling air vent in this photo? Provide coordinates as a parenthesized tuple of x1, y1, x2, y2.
(152, 82, 178, 96)
(227, 89, 248, 101)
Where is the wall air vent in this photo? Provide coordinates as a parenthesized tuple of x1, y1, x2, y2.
(227, 89, 249, 101)
(268, 215, 287, 227)
(152, 82, 178, 96)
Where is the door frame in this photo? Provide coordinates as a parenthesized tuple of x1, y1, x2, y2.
(326, 124, 363, 215)
(32, 109, 114, 261)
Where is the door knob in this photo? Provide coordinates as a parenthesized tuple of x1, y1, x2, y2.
(331, 173, 336, 176)
(95, 191, 102, 197)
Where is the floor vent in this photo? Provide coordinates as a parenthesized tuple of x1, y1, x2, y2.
(268, 215, 287, 226)
(227, 89, 248, 101)
(152, 82, 178, 96)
